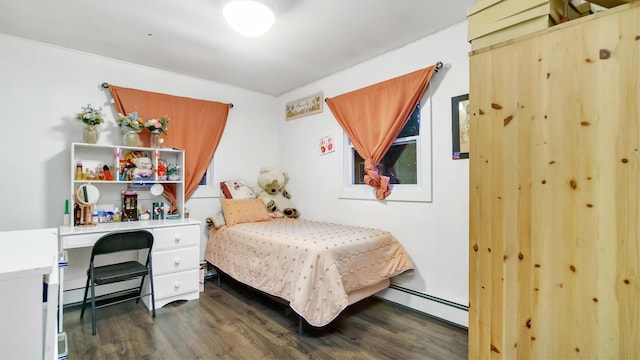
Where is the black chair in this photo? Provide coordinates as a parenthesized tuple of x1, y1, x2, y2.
(80, 230, 156, 335)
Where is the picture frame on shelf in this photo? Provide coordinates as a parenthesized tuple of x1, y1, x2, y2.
(451, 93, 470, 159)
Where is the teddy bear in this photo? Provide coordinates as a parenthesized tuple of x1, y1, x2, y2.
(131, 156, 153, 179)
(253, 167, 300, 219)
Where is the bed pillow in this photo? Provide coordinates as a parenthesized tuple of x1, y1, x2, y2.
(220, 180, 256, 199)
(220, 198, 271, 226)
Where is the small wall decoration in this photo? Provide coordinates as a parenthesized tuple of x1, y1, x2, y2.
(451, 94, 470, 159)
(319, 135, 335, 155)
(286, 91, 323, 120)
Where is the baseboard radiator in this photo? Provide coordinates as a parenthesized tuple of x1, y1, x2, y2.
(382, 284, 469, 329)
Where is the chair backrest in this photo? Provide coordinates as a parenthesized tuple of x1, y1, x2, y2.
(91, 230, 154, 259)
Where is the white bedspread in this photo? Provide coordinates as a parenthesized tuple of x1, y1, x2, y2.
(205, 218, 414, 327)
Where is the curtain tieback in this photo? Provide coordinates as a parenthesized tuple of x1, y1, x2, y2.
(363, 163, 391, 200)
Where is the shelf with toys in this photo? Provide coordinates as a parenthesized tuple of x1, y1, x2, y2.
(68, 142, 185, 228)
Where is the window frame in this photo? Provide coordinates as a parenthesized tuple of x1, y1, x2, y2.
(338, 102, 432, 203)
(189, 160, 218, 198)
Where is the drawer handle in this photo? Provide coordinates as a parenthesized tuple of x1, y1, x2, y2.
(174, 258, 181, 266)
(174, 234, 181, 243)
(174, 282, 180, 290)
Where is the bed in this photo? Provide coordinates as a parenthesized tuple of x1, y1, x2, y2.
(204, 198, 414, 331)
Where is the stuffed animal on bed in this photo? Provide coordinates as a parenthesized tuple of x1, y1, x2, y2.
(253, 167, 300, 219)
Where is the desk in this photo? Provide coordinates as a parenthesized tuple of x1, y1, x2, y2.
(58, 219, 201, 331)
(0, 228, 58, 360)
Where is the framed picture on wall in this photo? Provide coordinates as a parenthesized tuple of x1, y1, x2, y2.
(451, 94, 470, 159)
(285, 91, 323, 120)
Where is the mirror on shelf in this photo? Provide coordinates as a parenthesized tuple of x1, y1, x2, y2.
(150, 183, 164, 196)
(74, 184, 100, 226)
(75, 184, 100, 205)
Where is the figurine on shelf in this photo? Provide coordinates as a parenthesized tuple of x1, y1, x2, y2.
(167, 163, 180, 181)
(157, 159, 167, 181)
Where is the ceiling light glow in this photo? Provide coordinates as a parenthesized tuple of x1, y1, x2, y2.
(223, 0, 275, 37)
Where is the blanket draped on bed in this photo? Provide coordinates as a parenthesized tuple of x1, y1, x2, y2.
(205, 219, 414, 327)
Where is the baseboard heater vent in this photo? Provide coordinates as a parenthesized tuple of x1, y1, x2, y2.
(386, 284, 469, 329)
(388, 284, 468, 311)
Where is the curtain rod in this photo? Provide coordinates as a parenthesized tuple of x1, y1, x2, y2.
(323, 61, 444, 102)
(100, 82, 234, 108)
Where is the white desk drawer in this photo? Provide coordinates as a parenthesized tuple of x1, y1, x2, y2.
(62, 233, 102, 249)
(153, 269, 199, 298)
(62, 228, 155, 249)
(152, 225, 199, 250)
(152, 247, 199, 275)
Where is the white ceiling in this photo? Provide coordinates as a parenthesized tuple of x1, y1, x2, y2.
(0, 0, 473, 96)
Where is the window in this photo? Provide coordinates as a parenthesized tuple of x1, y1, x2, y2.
(341, 101, 432, 202)
(190, 160, 217, 198)
(351, 103, 420, 185)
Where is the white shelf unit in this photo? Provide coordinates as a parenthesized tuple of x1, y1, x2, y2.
(69, 142, 185, 223)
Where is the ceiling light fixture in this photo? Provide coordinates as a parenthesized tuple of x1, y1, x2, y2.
(223, 0, 275, 37)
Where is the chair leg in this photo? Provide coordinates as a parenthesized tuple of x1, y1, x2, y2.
(80, 275, 90, 318)
(135, 275, 145, 304)
(149, 264, 156, 318)
(90, 277, 97, 336)
(144, 254, 156, 318)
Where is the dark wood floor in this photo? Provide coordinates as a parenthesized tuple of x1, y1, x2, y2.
(63, 275, 468, 359)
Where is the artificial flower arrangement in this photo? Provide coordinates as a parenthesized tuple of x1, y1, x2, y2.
(76, 104, 104, 126)
(116, 112, 145, 132)
(145, 116, 170, 134)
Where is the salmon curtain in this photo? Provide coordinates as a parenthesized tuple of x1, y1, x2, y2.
(326, 65, 437, 200)
(109, 85, 230, 208)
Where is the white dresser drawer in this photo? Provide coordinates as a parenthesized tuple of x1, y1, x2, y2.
(152, 269, 199, 298)
(152, 225, 199, 250)
(152, 247, 199, 275)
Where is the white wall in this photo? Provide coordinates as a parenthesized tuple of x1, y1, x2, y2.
(277, 22, 470, 325)
(0, 21, 470, 326)
(0, 33, 280, 252)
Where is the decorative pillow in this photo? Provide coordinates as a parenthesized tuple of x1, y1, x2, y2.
(220, 198, 271, 226)
(220, 180, 257, 199)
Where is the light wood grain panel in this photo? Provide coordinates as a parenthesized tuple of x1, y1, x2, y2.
(606, 10, 640, 356)
(513, 39, 541, 359)
(469, 3, 640, 358)
(478, 55, 496, 360)
(488, 51, 508, 360)
(499, 48, 520, 360)
(467, 50, 483, 359)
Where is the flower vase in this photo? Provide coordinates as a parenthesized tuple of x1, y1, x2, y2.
(83, 125, 99, 144)
(123, 130, 140, 147)
(150, 130, 160, 148)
